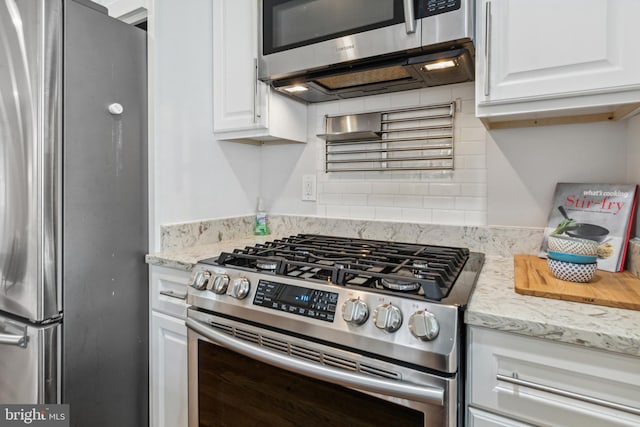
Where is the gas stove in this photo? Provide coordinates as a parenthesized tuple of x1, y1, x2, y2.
(187, 234, 484, 374)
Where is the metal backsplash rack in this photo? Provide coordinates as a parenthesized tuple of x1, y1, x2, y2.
(320, 102, 456, 173)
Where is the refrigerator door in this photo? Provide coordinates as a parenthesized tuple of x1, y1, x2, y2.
(62, 1, 148, 426)
(0, 312, 60, 403)
(0, 0, 62, 322)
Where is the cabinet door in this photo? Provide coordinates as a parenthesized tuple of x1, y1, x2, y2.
(212, 0, 267, 132)
(476, 0, 640, 104)
(150, 310, 188, 427)
(467, 407, 533, 427)
(467, 327, 640, 427)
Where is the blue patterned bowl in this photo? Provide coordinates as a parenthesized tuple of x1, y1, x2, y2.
(547, 258, 597, 283)
(547, 251, 598, 264)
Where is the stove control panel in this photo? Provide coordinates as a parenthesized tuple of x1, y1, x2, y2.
(253, 280, 338, 322)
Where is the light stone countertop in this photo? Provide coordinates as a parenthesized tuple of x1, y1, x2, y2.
(467, 255, 640, 357)
(145, 217, 640, 358)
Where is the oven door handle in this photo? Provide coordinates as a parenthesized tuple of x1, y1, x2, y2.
(186, 318, 445, 406)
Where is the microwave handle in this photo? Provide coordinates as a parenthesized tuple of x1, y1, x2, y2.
(187, 317, 445, 406)
(403, 0, 416, 34)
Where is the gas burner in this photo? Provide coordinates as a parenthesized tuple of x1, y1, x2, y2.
(412, 261, 429, 269)
(256, 259, 279, 271)
(379, 268, 423, 291)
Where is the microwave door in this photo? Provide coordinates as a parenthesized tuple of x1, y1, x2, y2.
(0, 0, 61, 322)
(0, 313, 61, 404)
(259, 0, 422, 81)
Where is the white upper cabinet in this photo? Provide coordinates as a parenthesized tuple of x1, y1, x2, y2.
(475, 0, 640, 128)
(212, 1, 307, 143)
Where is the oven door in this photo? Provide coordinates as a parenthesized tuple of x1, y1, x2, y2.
(259, 0, 422, 81)
(186, 309, 457, 426)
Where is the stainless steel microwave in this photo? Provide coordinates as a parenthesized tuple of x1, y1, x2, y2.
(258, 0, 475, 103)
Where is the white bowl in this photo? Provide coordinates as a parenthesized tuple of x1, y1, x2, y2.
(547, 258, 597, 283)
(547, 234, 598, 256)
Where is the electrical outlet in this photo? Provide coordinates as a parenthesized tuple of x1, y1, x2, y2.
(302, 175, 317, 201)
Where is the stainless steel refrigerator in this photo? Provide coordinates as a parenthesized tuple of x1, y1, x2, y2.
(0, 0, 148, 426)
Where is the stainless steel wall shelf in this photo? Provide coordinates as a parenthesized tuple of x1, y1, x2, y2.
(320, 103, 455, 173)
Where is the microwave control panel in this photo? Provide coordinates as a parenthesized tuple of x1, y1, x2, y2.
(419, 0, 461, 18)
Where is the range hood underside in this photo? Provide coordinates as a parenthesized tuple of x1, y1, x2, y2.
(271, 46, 475, 103)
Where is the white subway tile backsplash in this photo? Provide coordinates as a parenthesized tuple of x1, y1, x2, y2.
(464, 211, 488, 226)
(457, 155, 487, 169)
(368, 194, 396, 206)
(326, 205, 350, 218)
(455, 141, 486, 155)
(372, 182, 401, 194)
(423, 196, 456, 209)
(310, 83, 488, 226)
(455, 196, 487, 211)
(318, 193, 343, 205)
(451, 169, 487, 183)
(459, 126, 487, 141)
(374, 206, 403, 220)
(349, 205, 376, 219)
(398, 183, 430, 195)
(429, 183, 461, 196)
(451, 82, 475, 100)
(343, 194, 368, 206)
(432, 209, 466, 225)
(401, 208, 432, 223)
(393, 195, 423, 208)
(461, 183, 488, 197)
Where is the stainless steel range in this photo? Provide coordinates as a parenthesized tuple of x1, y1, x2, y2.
(186, 234, 484, 426)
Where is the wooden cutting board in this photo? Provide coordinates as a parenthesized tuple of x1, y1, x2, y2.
(514, 254, 640, 311)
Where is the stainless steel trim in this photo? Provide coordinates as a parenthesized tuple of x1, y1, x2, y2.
(253, 58, 258, 123)
(483, 1, 491, 97)
(0, 332, 27, 347)
(497, 373, 640, 417)
(159, 289, 187, 301)
(0, 0, 61, 322)
(403, 0, 416, 34)
(323, 103, 455, 173)
(0, 315, 60, 403)
(187, 317, 445, 406)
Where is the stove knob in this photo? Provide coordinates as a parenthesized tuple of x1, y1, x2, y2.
(373, 303, 403, 333)
(342, 298, 369, 325)
(230, 277, 251, 299)
(190, 270, 211, 290)
(409, 310, 440, 341)
(207, 274, 230, 294)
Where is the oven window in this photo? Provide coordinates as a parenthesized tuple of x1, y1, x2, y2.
(263, 0, 403, 54)
(198, 340, 424, 426)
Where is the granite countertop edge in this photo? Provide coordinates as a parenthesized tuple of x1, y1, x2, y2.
(146, 240, 640, 358)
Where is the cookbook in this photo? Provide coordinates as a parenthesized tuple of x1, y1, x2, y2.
(539, 183, 638, 272)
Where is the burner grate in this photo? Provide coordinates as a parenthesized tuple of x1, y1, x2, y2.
(211, 234, 470, 301)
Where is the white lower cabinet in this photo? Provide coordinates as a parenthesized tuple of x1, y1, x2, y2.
(150, 266, 190, 427)
(467, 407, 533, 427)
(466, 326, 640, 427)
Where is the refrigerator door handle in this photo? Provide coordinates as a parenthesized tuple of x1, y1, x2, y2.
(0, 332, 27, 347)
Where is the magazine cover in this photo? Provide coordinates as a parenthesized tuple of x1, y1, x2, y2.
(539, 183, 638, 272)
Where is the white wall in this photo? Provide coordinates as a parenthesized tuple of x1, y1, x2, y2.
(148, 0, 260, 250)
(487, 121, 628, 227)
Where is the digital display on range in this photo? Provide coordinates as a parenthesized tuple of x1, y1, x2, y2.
(253, 280, 338, 322)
